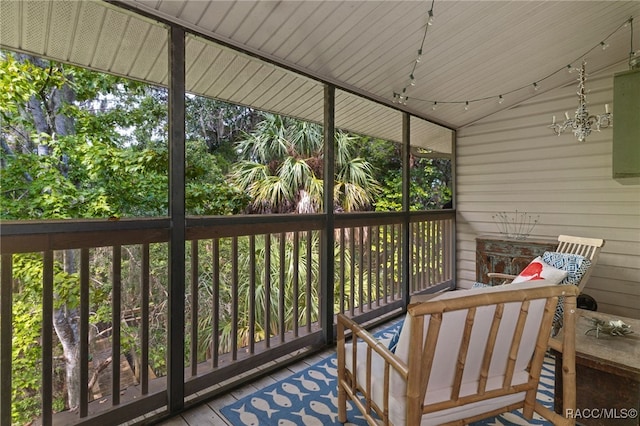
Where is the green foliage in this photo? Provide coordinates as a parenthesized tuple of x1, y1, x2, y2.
(11, 267, 43, 426)
(185, 95, 257, 163)
(185, 140, 249, 215)
(10, 254, 79, 424)
(1, 47, 451, 425)
(0, 52, 66, 116)
(231, 113, 381, 213)
(12, 297, 43, 425)
(374, 158, 451, 211)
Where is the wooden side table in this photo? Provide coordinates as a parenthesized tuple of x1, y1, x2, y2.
(552, 309, 640, 425)
(475, 235, 557, 285)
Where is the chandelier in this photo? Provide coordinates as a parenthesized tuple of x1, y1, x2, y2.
(549, 61, 612, 142)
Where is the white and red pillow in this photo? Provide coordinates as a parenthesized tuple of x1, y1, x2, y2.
(511, 256, 568, 284)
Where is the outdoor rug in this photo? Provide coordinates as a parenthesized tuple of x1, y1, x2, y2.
(221, 320, 555, 426)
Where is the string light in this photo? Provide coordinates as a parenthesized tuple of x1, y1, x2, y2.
(391, 0, 435, 106)
(395, 15, 634, 112)
(629, 17, 637, 68)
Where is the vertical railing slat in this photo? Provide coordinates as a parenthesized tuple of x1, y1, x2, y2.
(390, 224, 396, 299)
(279, 233, 286, 343)
(423, 221, 428, 289)
(141, 243, 150, 395)
(375, 226, 380, 307)
(349, 227, 355, 315)
(412, 222, 418, 290)
(340, 228, 346, 314)
(358, 227, 364, 313)
(367, 226, 373, 310)
(383, 225, 388, 303)
(190, 240, 198, 376)
(80, 248, 90, 417)
(306, 231, 312, 333)
(231, 237, 238, 360)
(1, 254, 13, 425)
(112, 245, 122, 405)
(436, 220, 443, 283)
(427, 220, 433, 287)
(264, 235, 271, 348)
(293, 232, 299, 337)
(249, 236, 256, 354)
(432, 220, 438, 283)
(42, 251, 53, 425)
(212, 239, 220, 368)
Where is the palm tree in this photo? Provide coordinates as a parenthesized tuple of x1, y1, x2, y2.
(230, 113, 381, 214)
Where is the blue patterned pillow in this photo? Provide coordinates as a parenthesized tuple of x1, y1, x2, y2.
(541, 252, 591, 286)
(471, 281, 490, 289)
(388, 328, 401, 353)
(541, 251, 592, 334)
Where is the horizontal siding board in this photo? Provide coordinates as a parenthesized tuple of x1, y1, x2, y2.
(586, 288, 640, 311)
(593, 304, 639, 320)
(456, 62, 640, 319)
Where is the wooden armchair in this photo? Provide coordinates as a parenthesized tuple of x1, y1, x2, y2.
(337, 281, 578, 426)
(488, 234, 605, 292)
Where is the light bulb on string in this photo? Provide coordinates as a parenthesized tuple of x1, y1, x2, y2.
(389, 16, 632, 113)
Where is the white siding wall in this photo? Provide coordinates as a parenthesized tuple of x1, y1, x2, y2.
(456, 61, 640, 319)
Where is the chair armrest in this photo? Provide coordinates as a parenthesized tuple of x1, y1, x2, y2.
(337, 314, 409, 423)
(487, 272, 517, 285)
(337, 314, 407, 376)
(487, 272, 517, 280)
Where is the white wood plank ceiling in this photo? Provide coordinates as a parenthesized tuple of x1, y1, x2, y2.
(2, 1, 640, 154)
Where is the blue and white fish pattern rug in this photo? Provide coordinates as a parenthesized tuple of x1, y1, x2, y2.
(221, 320, 555, 426)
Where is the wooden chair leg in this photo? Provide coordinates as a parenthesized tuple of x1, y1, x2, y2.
(337, 382, 347, 423)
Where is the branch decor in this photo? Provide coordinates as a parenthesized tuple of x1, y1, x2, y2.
(492, 210, 539, 240)
(585, 318, 633, 338)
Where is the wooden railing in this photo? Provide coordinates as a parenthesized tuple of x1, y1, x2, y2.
(0, 211, 454, 425)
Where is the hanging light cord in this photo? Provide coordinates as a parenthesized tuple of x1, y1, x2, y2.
(393, 0, 435, 104)
(630, 16, 635, 66)
(398, 15, 634, 107)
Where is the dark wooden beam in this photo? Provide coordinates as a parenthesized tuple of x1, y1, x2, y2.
(322, 84, 335, 343)
(168, 24, 186, 413)
(402, 112, 411, 308)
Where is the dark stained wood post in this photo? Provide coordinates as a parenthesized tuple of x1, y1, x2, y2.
(322, 84, 335, 343)
(402, 112, 411, 307)
(168, 24, 186, 414)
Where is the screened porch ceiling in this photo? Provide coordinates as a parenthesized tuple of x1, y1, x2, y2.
(2, 1, 640, 155)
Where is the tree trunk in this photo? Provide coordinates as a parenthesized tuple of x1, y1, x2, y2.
(24, 54, 83, 411)
(53, 308, 81, 410)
